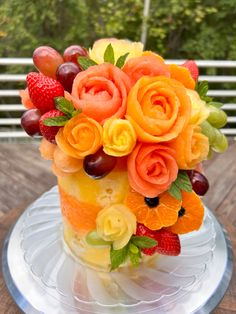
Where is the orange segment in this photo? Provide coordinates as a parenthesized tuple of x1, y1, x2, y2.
(169, 64, 195, 90)
(167, 191, 204, 234)
(59, 186, 102, 233)
(124, 189, 181, 230)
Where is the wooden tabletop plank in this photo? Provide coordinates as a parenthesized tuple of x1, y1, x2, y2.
(0, 142, 235, 313)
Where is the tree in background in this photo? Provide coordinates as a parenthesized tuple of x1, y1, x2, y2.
(0, 0, 236, 60)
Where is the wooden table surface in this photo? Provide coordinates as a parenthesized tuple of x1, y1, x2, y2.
(0, 142, 235, 314)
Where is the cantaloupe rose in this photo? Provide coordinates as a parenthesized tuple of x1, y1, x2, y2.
(167, 124, 209, 169)
(103, 118, 136, 157)
(186, 89, 209, 125)
(123, 53, 170, 85)
(89, 38, 143, 64)
(56, 114, 103, 159)
(126, 76, 191, 143)
(127, 143, 178, 197)
(96, 204, 137, 250)
(65, 63, 131, 124)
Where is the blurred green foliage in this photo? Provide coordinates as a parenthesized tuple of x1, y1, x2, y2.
(0, 0, 236, 60)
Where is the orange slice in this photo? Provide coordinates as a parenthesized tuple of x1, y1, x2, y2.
(124, 189, 181, 230)
(166, 191, 204, 234)
(59, 186, 102, 233)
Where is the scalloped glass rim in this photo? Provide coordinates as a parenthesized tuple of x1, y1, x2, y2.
(16, 186, 217, 313)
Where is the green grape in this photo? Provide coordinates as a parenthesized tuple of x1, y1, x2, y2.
(211, 130, 228, 153)
(200, 121, 217, 145)
(207, 105, 227, 129)
(85, 230, 111, 246)
(207, 148, 214, 160)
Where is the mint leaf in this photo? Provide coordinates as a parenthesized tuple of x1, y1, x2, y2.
(116, 52, 129, 68)
(54, 97, 75, 116)
(131, 236, 157, 249)
(129, 251, 140, 267)
(195, 81, 213, 103)
(168, 182, 182, 200)
(175, 171, 192, 193)
(72, 109, 82, 117)
(42, 116, 69, 126)
(104, 44, 115, 64)
(78, 57, 97, 70)
(129, 243, 139, 254)
(110, 245, 129, 270)
(196, 81, 209, 98)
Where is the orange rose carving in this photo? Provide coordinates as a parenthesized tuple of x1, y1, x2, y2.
(56, 114, 103, 159)
(65, 63, 131, 124)
(126, 76, 191, 143)
(167, 124, 209, 169)
(123, 54, 170, 85)
(127, 143, 178, 197)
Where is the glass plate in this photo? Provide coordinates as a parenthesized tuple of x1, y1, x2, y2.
(2, 186, 233, 314)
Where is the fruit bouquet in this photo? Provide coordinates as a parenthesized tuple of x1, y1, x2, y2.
(20, 38, 228, 272)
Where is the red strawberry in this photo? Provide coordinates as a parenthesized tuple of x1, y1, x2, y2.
(136, 224, 181, 256)
(39, 109, 65, 143)
(26, 72, 64, 113)
(182, 60, 199, 81)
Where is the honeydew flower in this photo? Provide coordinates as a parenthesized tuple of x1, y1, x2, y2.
(186, 89, 209, 125)
(103, 118, 137, 157)
(89, 38, 143, 64)
(96, 204, 136, 250)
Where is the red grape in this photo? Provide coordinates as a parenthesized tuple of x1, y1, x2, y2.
(63, 45, 88, 66)
(187, 170, 209, 196)
(33, 46, 64, 79)
(21, 109, 42, 137)
(83, 148, 117, 179)
(56, 62, 80, 92)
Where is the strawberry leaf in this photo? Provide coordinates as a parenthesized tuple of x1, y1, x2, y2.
(42, 116, 69, 126)
(131, 236, 157, 248)
(110, 245, 129, 270)
(54, 97, 75, 116)
(78, 57, 97, 70)
(104, 44, 115, 64)
(116, 52, 129, 68)
(196, 81, 209, 98)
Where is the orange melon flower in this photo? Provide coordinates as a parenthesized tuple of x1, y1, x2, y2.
(127, 142, 178, 198)
(122, 54, 170, 85)
(125, 190, 181, 230)
(169, 64, 195, 90)
(65, 63, 131, 124)
(166, 191, 204, 234)
(167, 124, 209, 169)
(56, 114, 103, 159)
(126, 76, 191, 143)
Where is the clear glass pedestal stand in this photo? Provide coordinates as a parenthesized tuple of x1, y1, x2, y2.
(2, 186, 233, 314)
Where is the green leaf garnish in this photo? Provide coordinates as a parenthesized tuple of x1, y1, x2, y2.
(78, 56, 97, 70)
(110, 245, 129, 270)
(104, 43, 115, 64)
(175, 171, 192, 192)
(116, 52, 129, 68)
(129, 251, 140, 267)
(195, 81, 212, 102)
(131, 236, 157, 249)
(168, 182, 182, 200)
(54, 97, 75, 116)
(42, 116, 69, 126)
(168, 171, 192, 201)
